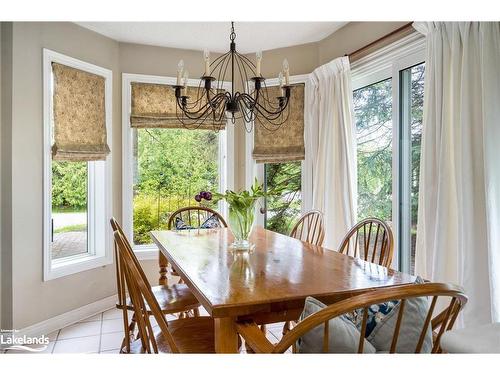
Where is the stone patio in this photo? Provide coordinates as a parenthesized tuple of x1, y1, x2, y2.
(52, 231, 87, 259)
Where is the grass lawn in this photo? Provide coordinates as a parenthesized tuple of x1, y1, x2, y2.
(54, 224, 87, 234)
(52, 206, 86, 213)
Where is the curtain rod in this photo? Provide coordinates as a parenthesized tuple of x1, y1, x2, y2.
(348, 22, 415, 63)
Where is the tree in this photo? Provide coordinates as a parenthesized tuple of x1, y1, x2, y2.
(51, 161, 87, 210)
(264, 161, 302, 234)
(132, 128, 220, 244)
(354, 78, 393, 221)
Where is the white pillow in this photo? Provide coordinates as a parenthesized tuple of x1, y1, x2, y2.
(361, 276, 433, 353)
(296, 296, 376, 353)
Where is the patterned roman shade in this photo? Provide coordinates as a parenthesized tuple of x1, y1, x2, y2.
(252, 83, 305, 163)
(130, 82, 225, 130)
(51, 63, 110, 161)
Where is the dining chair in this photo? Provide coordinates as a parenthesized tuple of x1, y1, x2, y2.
(110, 217, 201, 353)
(167, 206, 228, 230)
(289, 210, 325, 246)
(337, 217, 394, 268)
(113, 229, 217, 353)
(279, 210, 326, 339)
(237, 283, 467, 353)
(161, 206, 228, 284)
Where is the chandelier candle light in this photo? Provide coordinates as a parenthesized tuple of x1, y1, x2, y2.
(172, 22, 293, 130)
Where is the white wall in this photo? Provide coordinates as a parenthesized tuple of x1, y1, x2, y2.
(8, 23, 121, 329)
(1, 22, 14, 330)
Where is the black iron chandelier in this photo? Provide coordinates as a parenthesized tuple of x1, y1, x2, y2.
(172, 22, 292, 131)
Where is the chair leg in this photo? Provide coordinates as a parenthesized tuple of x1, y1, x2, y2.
(283, 320, 298, 353)
(159, 253, 169, 286)
(283, 321, 291, 336)
(120, 313, 137, 354)
(245, 324, 266, 353)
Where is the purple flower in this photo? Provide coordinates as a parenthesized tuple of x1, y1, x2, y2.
(200, 191, 207, 199)
(194, 194, 202, 203)
(205, 192, 212, 201)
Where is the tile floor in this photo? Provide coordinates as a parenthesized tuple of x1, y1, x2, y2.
(4, 307, 289, 354)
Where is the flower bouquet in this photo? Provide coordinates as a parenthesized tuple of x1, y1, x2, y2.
(195, 179, 281, 250)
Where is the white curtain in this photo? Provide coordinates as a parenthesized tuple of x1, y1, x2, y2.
(414, 22, 500, 326)
(304, 56, 357, 250)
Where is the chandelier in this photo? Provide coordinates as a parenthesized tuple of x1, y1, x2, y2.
(172, 22, 292, 131)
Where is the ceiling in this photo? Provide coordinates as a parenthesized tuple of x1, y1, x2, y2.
(76, 22, 348, 54)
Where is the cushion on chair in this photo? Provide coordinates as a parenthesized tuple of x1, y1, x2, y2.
(296, 296, 376, 353)
(348, 276, 433, 353)
(200, 214, 221, 229)
(175, 217, 194, 230)
(440, 323, 500, 353)
(174, 214, 221, 230)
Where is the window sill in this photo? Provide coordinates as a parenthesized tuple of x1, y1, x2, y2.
(133, 244, 159, 261)
(45, 252, 113, 281)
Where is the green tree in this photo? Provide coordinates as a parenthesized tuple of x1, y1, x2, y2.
(132, 128, 219, 244)
(51, 161, 87, 210)
(354, 78, 393, 221)
(264, 161, 302, 234)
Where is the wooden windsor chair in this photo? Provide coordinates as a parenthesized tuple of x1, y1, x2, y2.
(338, 217, 394, 268)
(110, 217, 201, 353)
(289, 210, 325, 246)
(281, 210, 325, 339)
(159, 206, 227, 284)
(237, 282, 467, 354)
(113, 229, 216, 354)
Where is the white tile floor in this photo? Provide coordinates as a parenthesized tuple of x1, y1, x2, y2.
(4, 307, 289, 354)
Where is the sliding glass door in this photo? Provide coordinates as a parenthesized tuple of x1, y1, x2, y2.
(352, 40, 425, 273)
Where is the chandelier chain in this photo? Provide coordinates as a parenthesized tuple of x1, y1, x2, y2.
(230, 21, 236, 42)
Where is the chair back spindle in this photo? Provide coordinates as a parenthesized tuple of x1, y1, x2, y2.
(237, 283, 467, 354)
(289, 210, 325, 246)
(338, 218, 394, 267)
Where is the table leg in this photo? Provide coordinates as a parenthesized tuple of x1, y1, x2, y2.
(214, 317, 239, 353)
(159, 252, 168, 286)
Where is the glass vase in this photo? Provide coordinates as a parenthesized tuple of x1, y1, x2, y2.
(228, 202, 255, 250)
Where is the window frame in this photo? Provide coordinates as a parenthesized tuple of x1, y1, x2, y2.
(43, 49, 113, 281)
(244, 74, 309, 227)
(351, 32, 425, 272)
(121, 73, 235, 259)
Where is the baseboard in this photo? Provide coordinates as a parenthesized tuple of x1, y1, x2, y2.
(17, 294, 118, 338)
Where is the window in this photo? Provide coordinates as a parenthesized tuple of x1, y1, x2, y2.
(51, 161, 88, 259)
(132, 128, 220, 245)
(245, 75, 309, 234)
(122, 74, 233, 257)
(354, 78, 393, 222)
(351, 33, 425, 273)
(43, 49, 113, 280)
(263, 161, 302, 235)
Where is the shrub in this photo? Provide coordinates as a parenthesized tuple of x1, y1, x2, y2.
(132, 194, 216, 245)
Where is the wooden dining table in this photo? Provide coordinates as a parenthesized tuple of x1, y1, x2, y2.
(150, 226, 416, 353)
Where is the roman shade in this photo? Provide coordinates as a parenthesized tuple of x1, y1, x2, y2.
(252, 83, 305, 163)
(51, 62, 110, 161)
(130, 82, 225, 130)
